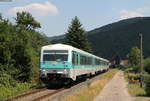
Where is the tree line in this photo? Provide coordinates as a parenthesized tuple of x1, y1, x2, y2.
(0, 12, 49, 88)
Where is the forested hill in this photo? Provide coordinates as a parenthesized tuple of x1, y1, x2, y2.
(49, 17, 150, 60)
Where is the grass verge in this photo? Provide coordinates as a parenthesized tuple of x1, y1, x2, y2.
(55, 69, 119, 101)
(127, 83, 146, 96)
(0, 82, 33, 100)
(124, 73, 146, 97)
(0, 82, 44, 100)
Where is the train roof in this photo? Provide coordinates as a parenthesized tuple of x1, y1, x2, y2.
(42, 44, 109, 62)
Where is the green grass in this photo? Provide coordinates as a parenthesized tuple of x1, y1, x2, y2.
(124, 72, 146, 97)
(127, 83, 146, 96)
(0, 82, 34, 100)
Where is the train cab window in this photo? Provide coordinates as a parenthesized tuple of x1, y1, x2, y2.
(43, 54, 68, 61)
(43, 50, 68, 62)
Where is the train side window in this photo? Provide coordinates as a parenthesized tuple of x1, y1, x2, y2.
(80, 55, 84, 65)
(100, 60, 102, 65)
(76, 54, 78, 65)
(72, 53, 75, 65)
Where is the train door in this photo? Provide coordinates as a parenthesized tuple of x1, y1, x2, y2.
(72, 51, 78, 80)
(72, 51, 78, 67)
(72, 52, 75, 68)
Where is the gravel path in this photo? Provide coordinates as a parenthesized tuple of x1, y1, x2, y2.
(93, 71, 133, 101)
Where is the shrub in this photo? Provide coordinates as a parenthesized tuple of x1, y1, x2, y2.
(0, 72, 16, 87)
(0, 82, 32, 99)
(144, 74, 150, 96)
(124, 65, 134, 73)
(125, 65, 140, 73)
(127, 73, 140, 84)
(144, 58, 150, 74)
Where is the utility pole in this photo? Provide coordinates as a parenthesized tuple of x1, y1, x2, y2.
(140, 33, 144, 88)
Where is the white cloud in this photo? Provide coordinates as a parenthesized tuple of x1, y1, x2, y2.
(120, 10, 143, 19)
(8, 1, 58, 16)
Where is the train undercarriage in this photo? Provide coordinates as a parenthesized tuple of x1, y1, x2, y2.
(40, 69, 108, 88)
(40, 73, 73, 87)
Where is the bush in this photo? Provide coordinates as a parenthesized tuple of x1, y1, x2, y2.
(144, 74, 150, 96)
(144, 58, 150, 74)
(125, 65, 140, 73)
(127, 73, 140, 84)
(124, 65, 134, 73)
(0, 73, 16, 87)
(0, 82, 32, 99)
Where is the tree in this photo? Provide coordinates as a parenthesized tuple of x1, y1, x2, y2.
(14, 12, 49, 82)
(15, 11, 41, 30)
(145, 74, 150, 96)
(143, 58, 150, 74)
(128, 46, 141, 66)
(127, 46, 141, 72)
(66, 16, 92, 53)
(0, 12, 49, 84)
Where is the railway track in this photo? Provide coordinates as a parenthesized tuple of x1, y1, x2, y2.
(4, 87, 54, 101)
(31, 88, 65, 101)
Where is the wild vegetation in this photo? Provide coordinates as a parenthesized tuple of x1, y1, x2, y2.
(0, 12, 49, 99)
(124, 46, 150, 96)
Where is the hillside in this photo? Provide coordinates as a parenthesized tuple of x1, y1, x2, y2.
(49, 17, 150, 60)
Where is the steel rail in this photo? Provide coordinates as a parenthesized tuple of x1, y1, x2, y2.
(5, 88, 47, 101)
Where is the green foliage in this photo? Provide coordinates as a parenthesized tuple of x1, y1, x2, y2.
(0, 11, 49, 99)
(124, 47, 141, 73)
(15, 11, 41, 30)
(0, 82, 32, 99)
(127, 83, 146, 96)
(128, 46, 141, 66)
(128, 73, 141, 80)
(0, 71, 16, 87)
(126, 64, 141, 73)
(125, 72, 146, 97)
(144, 58, 150, 74)
(66, 16, 92, 53)
(144, 74, 150, 96)
(125, 58, 150, 97)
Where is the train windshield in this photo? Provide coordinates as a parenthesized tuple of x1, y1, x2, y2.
(43, 50, 68, 62)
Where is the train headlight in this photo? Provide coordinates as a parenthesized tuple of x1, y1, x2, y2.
(40, 69, 47, 78)
(40, 69, 47, 73)
(63, 69, 68, 74)
(42, 69, 46, 72)
(64, 69, 67, 72)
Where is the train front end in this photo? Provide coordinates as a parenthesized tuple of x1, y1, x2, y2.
(40, 44, 72, 85)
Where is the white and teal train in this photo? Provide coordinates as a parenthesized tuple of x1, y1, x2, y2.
(40, 44, 109, 85)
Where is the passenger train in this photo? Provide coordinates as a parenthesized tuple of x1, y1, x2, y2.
(40, 44, 109, 85)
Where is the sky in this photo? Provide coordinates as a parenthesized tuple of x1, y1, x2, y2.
(0, 0, 150, 37)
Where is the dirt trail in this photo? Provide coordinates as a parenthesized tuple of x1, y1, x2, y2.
(93, 71, 133, 101)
